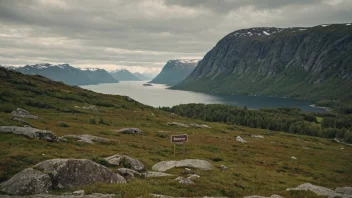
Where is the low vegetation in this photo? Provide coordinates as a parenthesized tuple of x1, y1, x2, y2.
(0, 67, 351, 197)
(161, 104, 352, 143)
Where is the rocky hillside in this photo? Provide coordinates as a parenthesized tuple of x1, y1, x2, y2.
(150, 59, 199, 86)
(110, 69, 141, 81)
(0, 67, 351, 197)
(8, 63, 118, 86)
(172, 23, 352, 103)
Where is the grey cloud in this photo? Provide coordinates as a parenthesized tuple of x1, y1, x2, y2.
(0, 0, 351, 73)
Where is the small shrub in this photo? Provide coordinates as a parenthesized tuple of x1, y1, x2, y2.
(155, 133, 168, 138)
(92, 157, 109, 166)
(57, 122, 69, 128)
(99, 117, 105, 125)
(212, 157, 223, 162)
(90, 117, 96, 124)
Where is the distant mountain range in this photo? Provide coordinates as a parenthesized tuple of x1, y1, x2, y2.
(110, 69, 142, 81)
(172, 23, 352, 103)
(133, 72, 152, 80)
(5, 63, 118, 85)
(150, 59, 199, 86)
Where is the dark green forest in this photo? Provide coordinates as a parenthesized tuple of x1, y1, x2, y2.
(161, 104, 352, 143)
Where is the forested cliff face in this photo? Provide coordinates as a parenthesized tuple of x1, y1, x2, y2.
(150, 59, 198, 86)
(172, 23, 352, 102)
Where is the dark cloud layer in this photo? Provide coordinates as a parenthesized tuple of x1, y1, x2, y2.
(0, 0, 351, 73)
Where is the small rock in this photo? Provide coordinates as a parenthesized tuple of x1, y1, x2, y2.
(118, 168, 141, 180)
(11, 108, 38, 119)
(188, 174, 200, 180)
(185, 168, 192, 173)
(220, 165, 228, 171)
(12, 117, 29, 124)
(167, 122, 189, 128)
(81, 106, 98, 111)
(251, 135, 264, 139)
(190, 123, 211, 128)
(291, 156, 297, 160)
(143, 171, 173, 178)
(72, 190, 85, 196)
(0, 126, 57, 142)
(175, 177, 194, 185)
(236, 136, 247, 143)
(104, 154, 145, 171)
(114, 128, 144, 135)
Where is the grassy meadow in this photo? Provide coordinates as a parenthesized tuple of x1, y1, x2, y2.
(0, 68, 351, 197)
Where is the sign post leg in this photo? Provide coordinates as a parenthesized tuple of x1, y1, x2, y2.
(174, 144, 176, 160)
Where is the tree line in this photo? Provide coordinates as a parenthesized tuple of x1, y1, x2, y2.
(160, 104, 352, 143)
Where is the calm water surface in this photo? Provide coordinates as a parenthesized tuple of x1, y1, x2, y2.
(81, 81, 326, 113)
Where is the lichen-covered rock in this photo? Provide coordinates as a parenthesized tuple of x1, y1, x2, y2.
(236, 136, 247, 143)
(143, 171, 173, 178)
(167, 122, 189, 128)
(0, 126, 57, 142)
(287, 183, 352, 198)
(11, 108, 38, 119)
(34, 159, 126, 189)
(0, 168, 52, 195)
(114, 128, 144, 135)
(0, 193, 116, 197)
(244, 195, 284, 198)
(336, 187, 352, 195)
(175, 177, 194, 185)
(152, 159, 213, 172)
(118, 168, 141, 180)
(104, 154, 145, 171)
(190, 123, 211, 128)
(59, 134, 110, 144)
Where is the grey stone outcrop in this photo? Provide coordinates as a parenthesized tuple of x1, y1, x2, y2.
(0, 126, 57, 142)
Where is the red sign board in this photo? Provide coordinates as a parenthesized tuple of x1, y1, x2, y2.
(171, 134, 188, 144)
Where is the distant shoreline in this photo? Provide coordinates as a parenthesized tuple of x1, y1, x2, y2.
(310, 104, 332, 112)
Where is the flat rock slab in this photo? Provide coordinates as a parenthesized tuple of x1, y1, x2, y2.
(152, 159, 213, 172)
(251, 135, 264, 139)
(11, 108, 38, 119)
(287, 183, 352, 198)
(59, 134, 110, 144)
(150, 194, 228, 198)
(167, 122, 189, 128)
(244, 195, 283, 198)
(0, 126, 57, 142)
(143, 171, 173, 178)
(104, 154, 145, 171)
(114, 128, 144, 135)
(190, 123, 211, 128)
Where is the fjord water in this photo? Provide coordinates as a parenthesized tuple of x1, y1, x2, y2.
(81, 81, 326, 113)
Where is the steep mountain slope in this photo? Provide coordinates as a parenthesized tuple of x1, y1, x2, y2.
(172, 23, 352, 103)
(150, 59, 199, 86)
(133, 72, 151, 80)
(11, 63, 118, 85)
(110, 69, 141, 81)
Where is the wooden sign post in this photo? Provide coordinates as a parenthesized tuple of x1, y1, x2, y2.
(171, 134, 188, 159)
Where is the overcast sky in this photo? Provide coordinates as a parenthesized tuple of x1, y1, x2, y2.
(0, 0, 351, 73)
